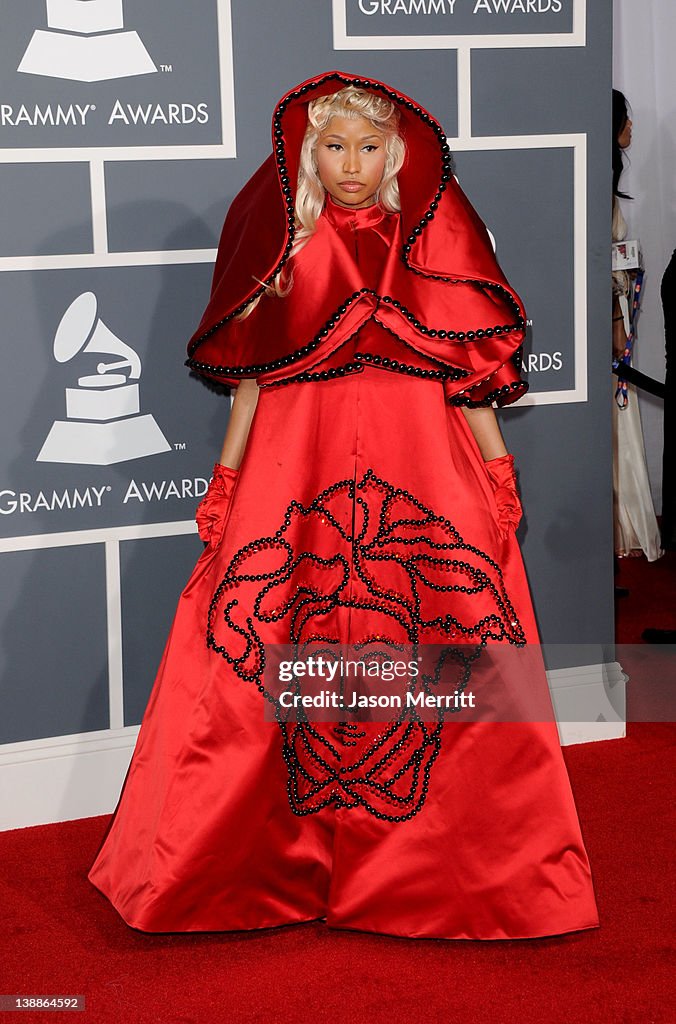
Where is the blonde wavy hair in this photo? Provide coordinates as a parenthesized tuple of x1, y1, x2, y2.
(237, 86, 405, 319)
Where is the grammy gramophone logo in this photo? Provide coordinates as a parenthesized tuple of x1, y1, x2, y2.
(18, 0, 157, 83)
(37, 292, 171, 466)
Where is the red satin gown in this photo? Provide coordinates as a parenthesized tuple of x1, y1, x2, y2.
(88, 196, 600, 940)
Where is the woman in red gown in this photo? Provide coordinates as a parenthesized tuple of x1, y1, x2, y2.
(88, 71, 600, 940)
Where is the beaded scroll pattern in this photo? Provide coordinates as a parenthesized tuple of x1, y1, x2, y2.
(206, 468, 526, 823)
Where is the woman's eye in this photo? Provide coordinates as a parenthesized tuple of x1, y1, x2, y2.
(327, 143, 342, 151)
(363, 145, 379, 152)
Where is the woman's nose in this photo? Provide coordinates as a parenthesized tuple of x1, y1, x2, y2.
(343, 150, 360, 173)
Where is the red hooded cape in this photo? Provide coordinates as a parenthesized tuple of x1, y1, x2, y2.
(185, 70, 528, 407)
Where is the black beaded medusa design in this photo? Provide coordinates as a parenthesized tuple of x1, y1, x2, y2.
(207, 468, 525, 822)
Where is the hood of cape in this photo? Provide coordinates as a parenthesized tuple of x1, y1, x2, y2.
(185, 70, 528, 407)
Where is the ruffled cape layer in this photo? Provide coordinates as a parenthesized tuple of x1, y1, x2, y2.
(185, 70, 528, 407)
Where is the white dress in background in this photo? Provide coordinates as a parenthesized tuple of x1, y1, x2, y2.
(611, 199, 663, 561)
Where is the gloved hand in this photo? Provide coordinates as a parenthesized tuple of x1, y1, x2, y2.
(483, 453, 523, 540)
(195, 462, 239, 548)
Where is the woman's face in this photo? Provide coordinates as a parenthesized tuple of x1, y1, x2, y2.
(315, 114, 387, 209)
(617, 113, 633, 149)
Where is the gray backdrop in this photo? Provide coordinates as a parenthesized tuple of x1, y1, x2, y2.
(0, 0, 613, 749)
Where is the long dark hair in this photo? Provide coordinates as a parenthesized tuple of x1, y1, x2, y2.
(612, 88, 632, 200)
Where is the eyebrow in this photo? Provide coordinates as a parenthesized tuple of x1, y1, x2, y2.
(322, 133, 382, 141)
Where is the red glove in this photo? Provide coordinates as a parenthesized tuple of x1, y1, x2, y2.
(484, 453, 523, 540)
(195, 462, 239, 547)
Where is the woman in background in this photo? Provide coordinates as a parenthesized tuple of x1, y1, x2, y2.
(611, 89, 662, 562)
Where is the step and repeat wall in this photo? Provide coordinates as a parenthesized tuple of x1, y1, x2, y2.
(0, 0, 613, 827)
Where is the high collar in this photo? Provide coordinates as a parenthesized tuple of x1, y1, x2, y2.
(324, 194, 392, 230)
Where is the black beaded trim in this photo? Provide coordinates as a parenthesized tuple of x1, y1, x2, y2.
(265, 361, 364, 386)
(352, 351, 464, 383)
(257, 320, 368, 386)
(448, 347, 528, 408)
(450, 380, 528, 409)
(232, 315, 466, 388)
(376, 294, 524, 342)
(187, 71, 525, 381)
(371, 319, 467, 381)
(186, 287, 372, 378)
(185, 286, 524, 384)
(205, 466, 526, 822)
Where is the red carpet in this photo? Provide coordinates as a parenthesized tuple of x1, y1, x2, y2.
(1, 556, 673, 1023)
(0, 721, 673, 1024)
(615, 545, 676, 643)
